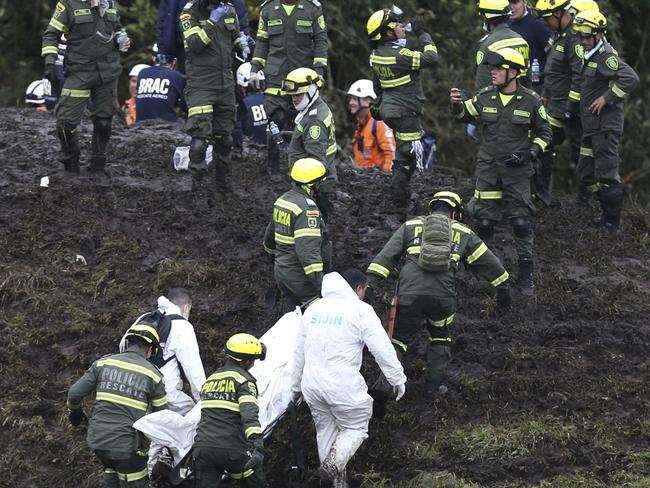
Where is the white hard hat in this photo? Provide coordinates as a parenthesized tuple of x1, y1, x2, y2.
(25, 79, 52, 105)
(129, 64, 150, 78)
(347, 79, 376, 100)
(236, 62, 265, 87)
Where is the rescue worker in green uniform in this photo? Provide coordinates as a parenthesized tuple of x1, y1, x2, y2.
(532, 0, 598, 197)
(263, 158, 327, 313)
(282, 67, 337, 221)
(181, 0, 243, 192)
(450, 48, 552, 294)
(367, 8, 438, 206)
(572, 10, 639, 230)
(193, 333, 267, 487)
(42, 0, 129, 174)
(476, 0, 529, 90)
(366, 191, 510, 397)
(67, 324, 167, 488)
(249, 0, 328, 175)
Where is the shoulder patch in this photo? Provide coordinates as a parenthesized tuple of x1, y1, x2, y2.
(574, 44, 584, 59)
(605, 55, 619, 71)
(247, 381, 258, 397)
(476, 50, 484, 66)
(182, 1, 194, 11)
(317, 14, 325, 29)
(309, 125, 321, 139)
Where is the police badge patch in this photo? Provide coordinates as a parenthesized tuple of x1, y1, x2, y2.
(248, 381, 257, 397)
(605, 56, 619, 71)
(476, 50, 484, 66)
(308, 218, 318, 228)
(309, 125, 321, 139)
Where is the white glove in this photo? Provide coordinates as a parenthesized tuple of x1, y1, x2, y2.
(393, 383, 406, 401)
(410, 140, 424, 172)
(249, 71, 262, 90)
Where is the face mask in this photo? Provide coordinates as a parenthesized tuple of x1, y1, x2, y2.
(395, 38, 407, 48)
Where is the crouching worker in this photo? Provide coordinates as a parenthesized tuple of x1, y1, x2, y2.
(291, 270, 407, 487)
(193, 333, 268, 487)
(66, 325, 168, 488)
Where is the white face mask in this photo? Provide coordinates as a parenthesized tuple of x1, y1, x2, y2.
(293, 84, 319, 111)
(395, 38, 407, 48)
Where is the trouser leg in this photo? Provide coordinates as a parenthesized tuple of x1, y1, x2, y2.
(193, 448, 224, 488)
(384, 116, 422, 206)
(264, 94, 291, 174)
(213, 134, 233, 192)
(591, 131, 623, 228)
(55, 76, 91, 173)
(306, 397, 339, 463)
(576, 135, 596, 204)
(89, 117, 112, 173)
(424, 313, 454, 386)
(56, 120, 81, 173)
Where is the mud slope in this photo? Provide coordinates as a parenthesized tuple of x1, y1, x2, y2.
(1, 108, 650, 488)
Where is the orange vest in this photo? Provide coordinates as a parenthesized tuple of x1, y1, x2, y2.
(121, 97, 137, 126)
(351, 113, 395, 172)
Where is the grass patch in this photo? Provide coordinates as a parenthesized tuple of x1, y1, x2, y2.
(538, 470, 606, 487)
(0, 270, 55, 306)
(399, 471, 483, 488)
(97, 237, 140, 259)
(155, 257, 221, 289)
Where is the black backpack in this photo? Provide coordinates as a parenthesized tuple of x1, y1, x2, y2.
(133, 309, 184, 368)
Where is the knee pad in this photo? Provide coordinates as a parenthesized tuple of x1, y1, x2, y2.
(476, 219, 496, 240)
(189, 138, 207, 163)
(214, 134, 233, 155)
(511, 216, 532, 238)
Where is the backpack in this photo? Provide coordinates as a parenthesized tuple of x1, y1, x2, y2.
(417, 213, 453, 272)
(132, 309, 183, 368)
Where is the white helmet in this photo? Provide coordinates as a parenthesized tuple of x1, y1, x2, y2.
(236, 62, 265, 87)
(347, 79, 377, 100)
(25, 79, 52, 105)
(129, 64, 150, 78)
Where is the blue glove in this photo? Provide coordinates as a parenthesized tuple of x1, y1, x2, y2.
(209, 4, 228, 23)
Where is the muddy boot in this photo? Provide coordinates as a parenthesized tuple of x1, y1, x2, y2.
(518, 257, 534, 296)
(575, 182, 592, 208)
(88, 117, 112, 175)
(390, 169, 409, 207)
(213, 136, 233, 193)
(595, 184, 623, 231)
(189, 137, 208, 178)
(56, 121, 80, 173)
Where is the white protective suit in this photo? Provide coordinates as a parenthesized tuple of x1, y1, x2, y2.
(291, 272, 406, 478)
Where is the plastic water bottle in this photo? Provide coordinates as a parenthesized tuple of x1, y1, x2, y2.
(268, 121, 283, 145)
(531, 58, 540, 84)
(116, 28, 129, 53)
(240, 33, 250, 61)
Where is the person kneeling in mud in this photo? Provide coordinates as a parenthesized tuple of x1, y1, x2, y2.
(366, 191, 511, 397)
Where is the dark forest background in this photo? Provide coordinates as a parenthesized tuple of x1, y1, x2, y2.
(1, 0, 648, 200)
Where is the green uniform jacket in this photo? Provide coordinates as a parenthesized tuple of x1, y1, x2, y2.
(41, 0, 122, 82)
(367, 217, 509, 298)
(453, 84, 552, 185)
(67, 351, 167, 454)
(542, 31, 583, 123)
(181, 1, 239, 92)
(370, 34, 438, 117)
(251, 0, 328, 91)
(263, 185, 324, 291)
(579, 40, 639, 136)
(475, 23, 529, 90)
(288, 97, 337, 183)
(193, 362, 262, 451)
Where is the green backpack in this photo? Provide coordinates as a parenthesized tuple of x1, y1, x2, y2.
(417, 213, 452, 272)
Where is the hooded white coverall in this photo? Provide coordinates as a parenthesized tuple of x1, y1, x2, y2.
(291, 272, 406, 477)
(120, 296, 206, 470)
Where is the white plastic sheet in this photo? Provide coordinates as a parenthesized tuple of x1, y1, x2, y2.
(134, 309, 302, 464)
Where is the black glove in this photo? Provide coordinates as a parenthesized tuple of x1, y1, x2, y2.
(504, 150, 534, 167)
(44, 63, 58, 85)
(410, 15, 428, 37)
(244, 437, 265, 471)
(369, 104, 381, 121)
(69, 409, 87, 426)
(496, 285, 511, 311)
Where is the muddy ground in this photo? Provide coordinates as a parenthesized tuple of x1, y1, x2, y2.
(1, 107, 650, 488)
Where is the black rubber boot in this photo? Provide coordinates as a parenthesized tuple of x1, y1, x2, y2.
(89, 117, 112, 174)
(518, 257, 534, 296)
(390, 169, 410, 207)
(596, 184, 623, 231)
(213, 136, 233, 193)
(56, 122, 80, 173)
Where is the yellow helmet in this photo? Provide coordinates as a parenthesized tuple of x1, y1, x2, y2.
(478, 0, 511, 19)
(429, 191, 464, 220)
(225, 333, 267, 362)
(366, 9, 400, 41)
(125, 324, 161, 355)
(567, 0, 599, 16)
(281, 67, 323, 95)
(290, 158, 327, 184)
(533, 0, 570, 18)
(573, 9, 606, 35)
(483, 47, 527, 70)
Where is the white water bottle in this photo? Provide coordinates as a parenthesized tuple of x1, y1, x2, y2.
(531, 58, 540, 84)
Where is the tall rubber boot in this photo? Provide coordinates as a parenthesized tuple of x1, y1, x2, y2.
(267, 139, 281, 175)
(213, 136, 233, 193)
(390, 168, 409, 207)
(518, 257, 534, 296)
(56, 121, 80, 173)
(89, 117, 112, 174)
(575, 182, 592, 207)
(597, 184, 623, 231)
